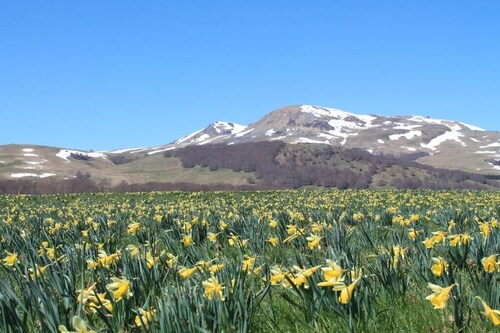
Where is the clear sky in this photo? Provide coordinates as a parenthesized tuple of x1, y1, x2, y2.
(1, 1, 499, 150)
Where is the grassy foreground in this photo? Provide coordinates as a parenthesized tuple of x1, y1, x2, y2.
(0, 189, 498, 332)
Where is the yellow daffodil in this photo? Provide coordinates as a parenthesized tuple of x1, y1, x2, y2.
(207, 232, 219, 242)
(86, 259, 97, 270)
(126, 244, 140, 257)
(3, 252, 18, 266)
(202, 277, 225, 300)
(391, 246, 407, 268)
(267, 236, 279, 246)
(306, 234, 322, 250)
(127, 222, 141, 235)
(431, 257, 448, 277)
(58, 315, 97, 333)
(134, 308, 156, 328)
(460, 233, 473, 244)
(178, 266, 198, 279)
(291, 265, 321, 288)
(181, 234, 193, 247)
(269, 265, 285, 285)
(448, 234, 461, 247)
(425, 283, 457, 309)
(332, 276, 362, 304)
(476, 297, 500, 326)
(268, 219, 278, 228)
(209, 263, 224, 274)
(29, 264, 49, 280)
(145, 251, 159, 269)
(286, 224, 298, 235)
(481, 255, 498, 273)
(242, 256, 255, 272)
(408, 228, 419, 240)
(228, 234, 239, 246)
(317, 260, 346, 286)
(89, 292, 113, 312)
(431, 230, 446, 244)
(165, 253, 177, 268)
(478, 222, 491, 239)
(422, 237, 434, 249)
(106, 277, 132, 300)
(97, 250, 120, 268)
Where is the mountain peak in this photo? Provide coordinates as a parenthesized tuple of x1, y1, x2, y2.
(173, 121, 247, 145)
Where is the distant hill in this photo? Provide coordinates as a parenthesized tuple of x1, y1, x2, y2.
(0, 104, 498, 193)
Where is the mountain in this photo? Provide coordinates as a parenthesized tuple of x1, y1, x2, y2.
(156, 105, 499, 174)
(0, 104, 498, 193)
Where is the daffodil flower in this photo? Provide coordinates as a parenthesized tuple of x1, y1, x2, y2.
(29, 264, 49, 280)
(134, 308, 156, 328)
(202, 277, 225, 300)
(267, 236, 279, 246)
(481, 255, 498, 273)
(306, 234, 322, 250)
(332, 276, 362, 304)
(317, 260, 346, 286)
(58, 315, 97, 333)
(3, 252, 18, 266)
(269, 265, 285, 285)
(476, 297, 500, 326)
(425, 283, 457, 309)
(178, 266, 198, 279)
(106, 276, 132, 300)
(431, 257, 448, 277)
(127, 222, 141, 235)
(241, 256, 255, 273)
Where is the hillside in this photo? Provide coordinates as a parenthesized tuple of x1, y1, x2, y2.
(0, 104, 498, 193)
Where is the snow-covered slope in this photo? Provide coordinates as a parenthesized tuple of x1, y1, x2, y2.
(0, 105, 498, 178)
(173, 121, 247, 145)
(161, 105, 499, 173)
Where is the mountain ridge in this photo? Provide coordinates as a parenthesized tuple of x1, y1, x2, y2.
(0, 104, 498, 191)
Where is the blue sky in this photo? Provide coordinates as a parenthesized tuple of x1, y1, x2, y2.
(1, 1, 499, 150)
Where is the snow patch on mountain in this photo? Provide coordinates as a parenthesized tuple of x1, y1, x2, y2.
(11, 173, 57, 178)
(56, 149, 107, 162)
(269, 135, 288, 141)
(421, 131, 465, 151)
(234, 128, 254, 138)
(460, 122, 484, 131)
(480, 142, 500, 148)
(109, 147, 147, 154)
(394, 124, 422, 130)
(293, 137, 329, 144)
(410, 116, 484, 132)
(174, 129, 205, 144)
(212, 121, 247, 134)
(301, 105, 376, 125)
(265, 129, 276, 136)
(147, 147, 175, 155)
(475, 151, 497, 154)
(174, 121, 247, 145)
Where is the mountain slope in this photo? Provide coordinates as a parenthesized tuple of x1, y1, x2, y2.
(0, 104, 498, 191)
(156, 105, 499, 174)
